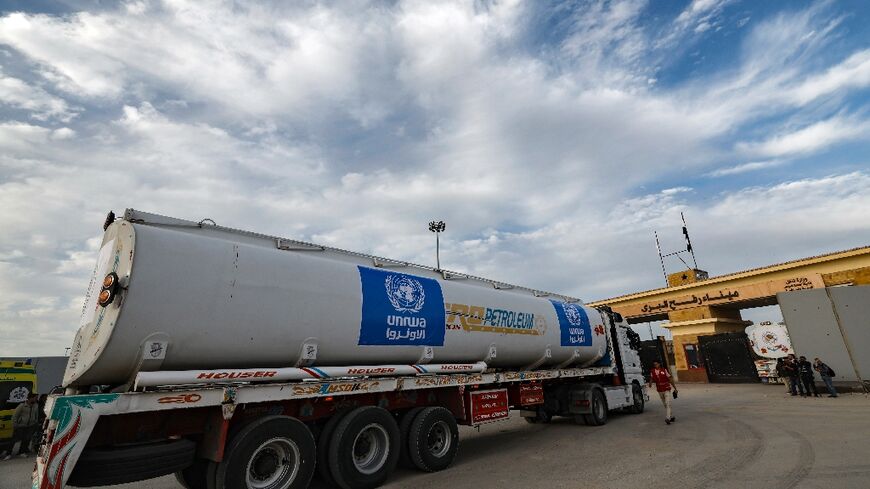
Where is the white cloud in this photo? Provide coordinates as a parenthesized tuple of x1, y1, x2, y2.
(0, 69, 77, 121)
(705, 172, 870, 239)
(0, 4, 404, 124)
(737, 117, 869, 158)
(790, 49, 870, 105)
(680, 4, 854, 133)
(657, 0, 733, 47)
(0, 2, 869, 355)
(676, 0, 732, 26)
(707, 159, 785, 177)
(557, 0, 650, 86)
(0, 121, 51, 149)
(50, 127, 75, 140)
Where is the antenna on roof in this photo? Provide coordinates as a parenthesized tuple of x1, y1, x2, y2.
(654, 231, 668, 287)
(655, 212, 704, 287)
(681, 212, 699, 269)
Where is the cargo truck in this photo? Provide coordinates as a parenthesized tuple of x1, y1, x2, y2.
(34, 209, 647, 489)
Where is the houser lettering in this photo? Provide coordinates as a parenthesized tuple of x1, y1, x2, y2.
(197, 370, 277, 380)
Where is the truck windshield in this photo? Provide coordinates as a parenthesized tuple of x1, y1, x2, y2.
(0, 381, 34, 410)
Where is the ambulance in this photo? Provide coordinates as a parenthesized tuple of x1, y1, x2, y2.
(0, 360, 37, 450)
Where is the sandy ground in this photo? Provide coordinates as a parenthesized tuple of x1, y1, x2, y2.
(3, 383, 868, 489)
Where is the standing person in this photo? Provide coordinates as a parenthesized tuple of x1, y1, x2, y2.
(783, 354, 804, 396)
(648, 361, 677, 425)
(814, 358, 838, 398)
(4, 393, 40, 459)
(798, 356, 820, 397)
(775, 358, 789, 393)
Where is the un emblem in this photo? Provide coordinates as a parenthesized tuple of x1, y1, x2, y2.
(562, 303, 584, 326)
(385, 274, 426, 313)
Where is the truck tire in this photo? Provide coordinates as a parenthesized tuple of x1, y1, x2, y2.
(67, 438, 196, 487)
(215, 415, 315, 489)
(317, 408, 352, 486)
(398, 407, 425, 468)
(327, 406, 400, 489)
(175, 458, 216, 489)
(408, 407, 459, 472)
(584, 389, 608, 426)
(628, 383, 645, 414)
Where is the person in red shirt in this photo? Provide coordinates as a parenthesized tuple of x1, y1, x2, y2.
(648, 361, 677, 424)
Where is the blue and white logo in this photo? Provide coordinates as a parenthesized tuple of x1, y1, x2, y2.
(358, 267, 445, 346)
(550, 299, 592, 347)
(563, 303, 585, 326)
(385, 275, 426, 313)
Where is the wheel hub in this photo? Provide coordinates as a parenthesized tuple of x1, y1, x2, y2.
(245, 438, 301, 489)
(426, 421, 451, 458)
(252, 450, 280, 480)
(352, 424, 389, 475)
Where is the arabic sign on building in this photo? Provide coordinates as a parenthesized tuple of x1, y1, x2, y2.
(640, 290, 741, 314)
(619, 273, 825, 318)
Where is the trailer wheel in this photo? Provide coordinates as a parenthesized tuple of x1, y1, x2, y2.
(408, 407, 459, 472)
(398, 407, 425, 468)
(628, 383, 645, 414)
(328, 406, 400, 489)
(317, 409, 352, 486)
(215, 415, 315, 489)
(175, 458, 216, 489)
(584, 389, 608, 426)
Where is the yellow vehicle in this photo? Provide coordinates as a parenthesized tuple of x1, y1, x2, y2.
(0, 360, 37, 447)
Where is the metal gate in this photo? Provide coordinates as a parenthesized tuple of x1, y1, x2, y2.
(698, 333, 760, 383)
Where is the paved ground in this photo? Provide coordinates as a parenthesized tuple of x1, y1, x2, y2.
(3, 384, 868, 489)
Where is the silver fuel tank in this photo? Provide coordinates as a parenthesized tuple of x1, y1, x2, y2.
(64, 210, 609, 386)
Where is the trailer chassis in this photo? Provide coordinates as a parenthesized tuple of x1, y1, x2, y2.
(34, 364, 645, 489)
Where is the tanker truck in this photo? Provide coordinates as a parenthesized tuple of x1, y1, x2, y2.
(34, 209, 647, 489)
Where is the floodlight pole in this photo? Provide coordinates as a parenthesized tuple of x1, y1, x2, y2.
(428, 220, 446, 270)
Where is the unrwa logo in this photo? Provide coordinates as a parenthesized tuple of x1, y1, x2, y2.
(385, 274, 426, 313)
(562, 303, 585, 326)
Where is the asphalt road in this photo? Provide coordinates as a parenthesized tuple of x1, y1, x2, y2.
(3, 384, 868, 489)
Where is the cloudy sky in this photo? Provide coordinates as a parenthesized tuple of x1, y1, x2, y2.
(1, 0, 869, 356)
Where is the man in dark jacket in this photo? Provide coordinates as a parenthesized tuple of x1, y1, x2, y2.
(775, 358, 789, 394)
(814, 357, 838, 397)
(783, 355, 804, 396)
(798, 356, 820, 397)
(6, 393, 40, 459)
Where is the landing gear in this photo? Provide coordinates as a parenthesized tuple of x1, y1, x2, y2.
(523, 406, 553, 424)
